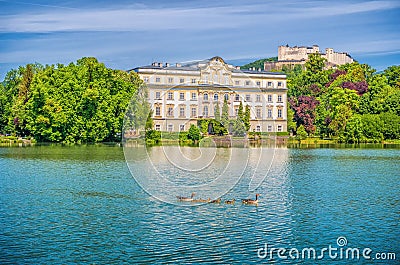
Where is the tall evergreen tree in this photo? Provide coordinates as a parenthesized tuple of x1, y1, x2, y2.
(221, 99, 229, 129)
(244, 105, 251, 131)
(214, 102, 221, 122)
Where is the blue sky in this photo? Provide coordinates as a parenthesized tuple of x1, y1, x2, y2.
(1, 0, 399, 79)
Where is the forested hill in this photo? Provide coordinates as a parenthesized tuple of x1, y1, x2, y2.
(240, 57, 277, 70)
(0, 57, 148, 143)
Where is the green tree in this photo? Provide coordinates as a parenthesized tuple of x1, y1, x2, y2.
(305, 53, 327, 74)
(145, 129, 161, 144)
(145, 109, 154, 132)
(287, 107, 296, 135)
(3, 57, 142, 143)
(221, 99, 229, 132)
(232, 101, 246, 136)
(296, 125, 308, 139)
(244, 104, 251, 131)
(214, 102, 221, 122)
(237, 101, 244, 121)
(383, 65, 400, 88)
(188, 124, 201, 142)
(232, 118, 246, 137)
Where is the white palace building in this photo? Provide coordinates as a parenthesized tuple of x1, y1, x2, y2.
(132, 56, 288, 133)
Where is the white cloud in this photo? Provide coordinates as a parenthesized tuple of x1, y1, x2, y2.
(0, 1, 399, 33)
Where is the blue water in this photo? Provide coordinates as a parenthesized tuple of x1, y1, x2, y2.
(0, 145, 398, 264)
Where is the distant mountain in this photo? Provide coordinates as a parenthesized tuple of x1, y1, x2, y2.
(240, 57, 278, 70)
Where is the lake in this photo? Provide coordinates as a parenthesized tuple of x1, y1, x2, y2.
(0, 144, 398, 264)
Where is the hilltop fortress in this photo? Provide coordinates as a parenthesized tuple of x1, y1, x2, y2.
(264, 45, 354, 71)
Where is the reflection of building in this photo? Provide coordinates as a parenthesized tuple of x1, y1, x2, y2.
(132, 56, 287, 133)
(264, 45, 354, 71)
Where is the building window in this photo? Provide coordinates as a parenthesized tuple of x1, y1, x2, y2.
(203, 93, 209, 101)
(203, 106, 209, 117)
(245, 81, 250, 86)
(235, 80, 240, 86)
(180, 124, 185, 131)
(277, 125, 282, 132)
(268, 109, 272, 118)
(155, 106, 161, 116)
(235, 107, 239, 116)
(278, 109, 282, 118)
(156, 77, 161, 83)
(268, 125, 272, 132)
(180, 106, 185, 117)
(235, 94, 240, 101)
(168, 77, 173, 83)
(245, 94, 251, 102)
(179, 92, 185, 101)
(168, 124, 173, 132)
(191, 107, 197, 117)
(267, 94, 272, 102)
(224, 93, 229, 101)
(214, 93, 218, 101)
(167, 107, 174, 117)
(191, 92, 197, 100)
(167, 92, 173, 100)
(256, 94, 261, 102)
(224, 76, 229, 84)
(191, 78, 196, 84)
(256, 81, 261, 86)
(256, 125, 261, 132)
(155, 124, 161, 131)
(278, 95, 282, 103)
(144, 77, 149, 83)
(278, 81, 282, 87)
(180, 78, 185, 83)
(155, 91, 161, 99)
(267, 81, 272, 87)
(256, 108, 261, 118)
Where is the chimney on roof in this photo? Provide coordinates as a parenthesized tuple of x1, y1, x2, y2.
(236, 66, 241, 70)
(152, 62, 157, 66)
(176, 63, 181, 67)
(158, 62, 163, 67)
(165, 63, 170, 67)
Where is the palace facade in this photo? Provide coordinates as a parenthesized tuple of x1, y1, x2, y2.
(132, 56, 287, 133)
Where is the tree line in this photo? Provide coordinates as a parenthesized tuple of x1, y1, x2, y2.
(1, 56, 399, 143)
(285, 54, 400, 142)
(0, 57, 146, 143)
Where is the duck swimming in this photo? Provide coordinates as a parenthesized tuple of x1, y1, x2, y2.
(177, 192, 196, 202)
(209, 198, 221, 203)
(192, 198, 211, 203)
(242, 194, 260, 205)
(225, 199, 235, 204)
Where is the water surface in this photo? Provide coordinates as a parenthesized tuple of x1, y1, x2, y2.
(0, 145, 398, 264)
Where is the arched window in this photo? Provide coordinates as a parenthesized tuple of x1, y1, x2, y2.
(214, 93, 218, 101)
(203, 93, 209, 101)
(224, 93, 229, 101)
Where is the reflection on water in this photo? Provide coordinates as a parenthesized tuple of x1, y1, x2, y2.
(0, 145, 399, 264)
(124, 145, 279, 204)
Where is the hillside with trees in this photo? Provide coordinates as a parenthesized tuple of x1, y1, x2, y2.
(286, 54, 400, 142)
(240, 57, 277, 70)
